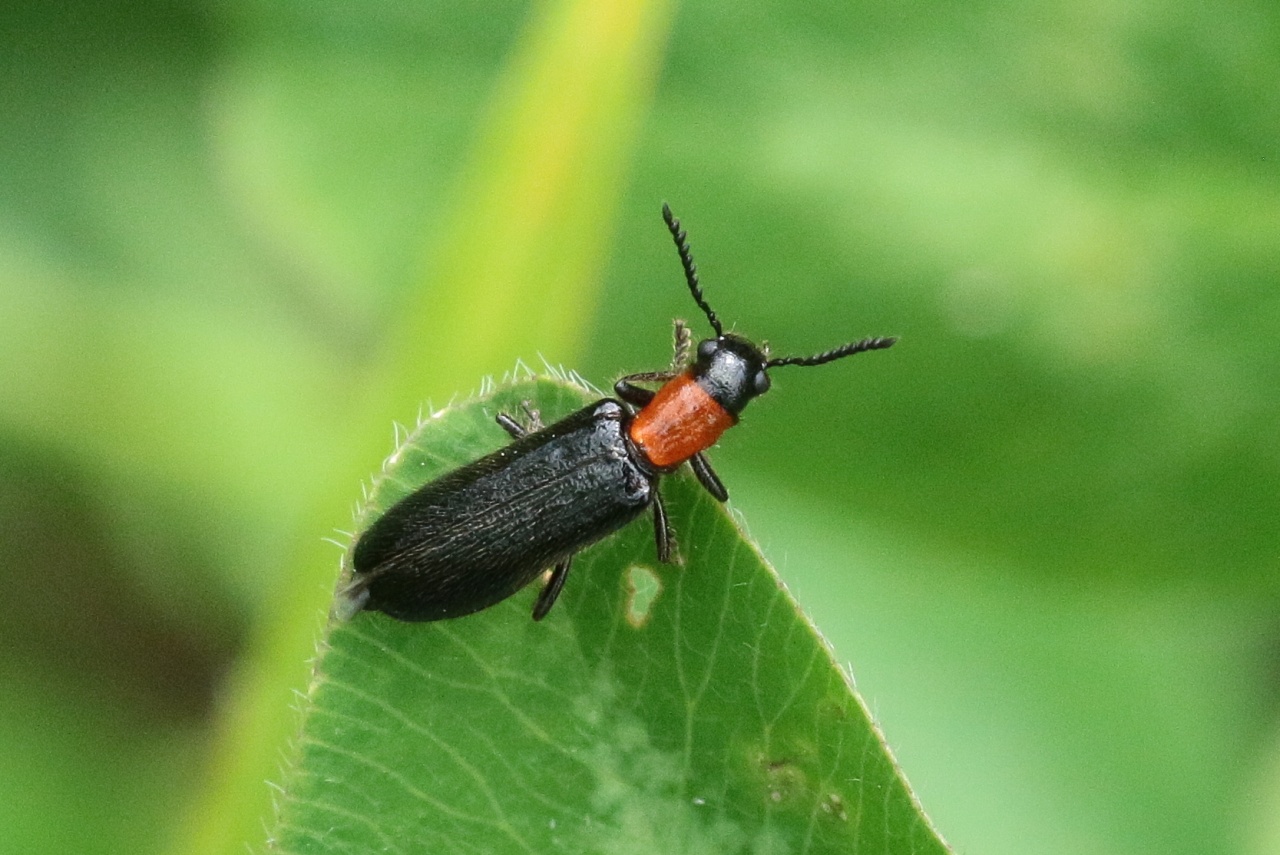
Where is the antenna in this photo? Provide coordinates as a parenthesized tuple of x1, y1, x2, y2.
(766, 336, 897, 368)
(662, 204, 723, 337)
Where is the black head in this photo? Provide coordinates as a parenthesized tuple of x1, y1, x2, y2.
(692, 334, 770, 415)
(661, 203, 897, 416)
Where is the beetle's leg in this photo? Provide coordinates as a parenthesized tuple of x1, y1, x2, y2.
(652, 489, 675, 563)
(496, 400, 544, 440)
(615, 375, 671, 407)
(689, 452, 728, 502)
(613, 318, 689, 405)
(671, 318, 692, 370)
(614, 380, 655, 408)
(617, 371, 677, 386)
(520, 400, 544, 431)
(532, 556, 573, 621)
(495, 412, 527, 439)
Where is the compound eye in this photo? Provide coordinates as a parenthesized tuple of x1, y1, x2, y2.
(696, 339, 718, 362)
(753, 370, 771, 395)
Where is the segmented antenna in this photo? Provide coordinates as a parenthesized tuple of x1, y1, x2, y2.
(662, 204, 723, 337)
(766, 336, 897, 368)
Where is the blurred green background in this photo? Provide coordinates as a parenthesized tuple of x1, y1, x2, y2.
(2, 0, 1278, 853)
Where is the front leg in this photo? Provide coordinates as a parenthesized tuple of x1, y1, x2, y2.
(689, 451, 728, 502)
(614, 377, 659, 408)
(670, 318, 692, 370)
(614, 318, 691, 406)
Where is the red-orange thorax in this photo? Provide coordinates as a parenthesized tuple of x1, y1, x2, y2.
(627, 371, 737, 469)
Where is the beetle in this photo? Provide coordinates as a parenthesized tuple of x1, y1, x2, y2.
(341, 204, 895, 622)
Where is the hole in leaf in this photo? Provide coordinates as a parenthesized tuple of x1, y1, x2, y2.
(624, 564, 661, 628)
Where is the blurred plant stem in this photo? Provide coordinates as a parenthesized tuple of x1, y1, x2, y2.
(174, 2, 674, 853)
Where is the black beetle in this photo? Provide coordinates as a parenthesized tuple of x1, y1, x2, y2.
(341, 205, 894, 621)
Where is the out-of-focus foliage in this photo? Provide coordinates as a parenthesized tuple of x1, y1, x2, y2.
(0, 0, 1276, 854)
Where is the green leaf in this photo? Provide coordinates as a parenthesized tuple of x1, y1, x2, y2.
(269, 376, 950, 854)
